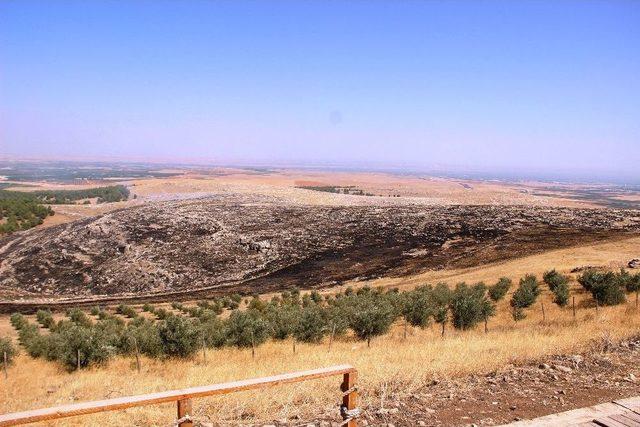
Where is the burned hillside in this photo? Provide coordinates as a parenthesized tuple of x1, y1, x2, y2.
(1, 198, 639, 301)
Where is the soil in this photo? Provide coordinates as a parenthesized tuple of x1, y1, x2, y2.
(312, 336, 640, 426)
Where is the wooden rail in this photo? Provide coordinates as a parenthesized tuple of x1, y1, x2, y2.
(0, 365, 358, 427)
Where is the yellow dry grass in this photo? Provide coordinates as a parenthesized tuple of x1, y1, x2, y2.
(2, 290, 640, 426)
(1, 236, 639, 425)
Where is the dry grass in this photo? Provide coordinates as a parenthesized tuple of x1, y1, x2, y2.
(2, 287, 640, 426)
(2, 237, 639, 425)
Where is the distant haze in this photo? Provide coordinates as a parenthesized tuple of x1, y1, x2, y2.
(1, 1, 639, 182)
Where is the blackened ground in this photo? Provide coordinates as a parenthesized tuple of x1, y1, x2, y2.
(0, 198, 639, 312)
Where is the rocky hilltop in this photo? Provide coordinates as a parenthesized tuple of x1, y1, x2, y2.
(1, 197, 639, 301)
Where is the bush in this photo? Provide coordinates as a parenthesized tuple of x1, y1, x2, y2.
(36, 309, 55, 329)
(510, 274, 541, 311)
(155, 307, 171, 320)
(552, 282, 570, 307)
(158, 315, 200, 357)
(0, 337, 17, 364)
(543, 269, 569, 292)
(10, 313, 27, 330)
(90, 306, 100, 316)
(67, 308, 92, 327)
(626, 272, 640, 294)
(142, 303, 154, 313)
(488, 277, 512, 302)
(578, 270, 626, 306)
(53, 323, 116, 371)
(116, 304, 138, 319)
(449, 283, 494, 330)
(226, 309, 270, 348)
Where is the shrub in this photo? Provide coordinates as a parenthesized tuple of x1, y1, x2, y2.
(154, 307, 170, 320)
(265, 303, 300, 340)
(53, 323, 116, 371)
(552, 282, 570, 307)
(10, 313, 27, 330)
(626, 272, 640, 294)
(226, 309, 270, 348)
(158, 315, 200, 358)
(543, 269, 569, 292)
(90, 306, 100, 316)
(116, 304, 138, 319)
(449, 283, 494, 330)
(36, 309, 55, 329)
(578, 270, 626, 306)
(310, 290, 323, 304)
(488, 277, 512, 302)
(0, 337, 17, 364)
(142, 303, 154, 312)
(67, 308, 92, 327)
(511, 306, 526, 321)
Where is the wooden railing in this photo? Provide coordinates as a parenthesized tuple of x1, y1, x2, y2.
(0, 365, 358, 427)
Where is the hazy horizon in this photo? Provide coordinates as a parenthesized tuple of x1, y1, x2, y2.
(1, 0, 639, 181)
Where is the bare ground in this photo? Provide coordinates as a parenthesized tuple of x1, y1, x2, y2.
(334, 337, 640, 426)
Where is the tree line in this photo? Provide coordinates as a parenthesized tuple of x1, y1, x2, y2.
(0, 185, 129, 234)
(3, 268, 640, 372)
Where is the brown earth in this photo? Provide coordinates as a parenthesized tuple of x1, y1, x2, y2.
(358, 336, 640, 426)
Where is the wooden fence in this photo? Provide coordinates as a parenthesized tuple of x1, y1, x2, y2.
(0, 364, 358, 427)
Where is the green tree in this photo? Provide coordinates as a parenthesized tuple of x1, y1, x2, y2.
(226, 309, 270, 349)
(488, 277, 512, 302)
(401, 286, 435, 328)
(510, 274, 541, 317)
(347, 292, 397, 347)
(0, 337, 17, 365)
(543, 269, 569, 292)
(578, 270, 626, 306)
(158, 315, 200, 357)
(449, 283, 494, 330)
(432, 283, 452, 336)
(293, 304, 328, 343)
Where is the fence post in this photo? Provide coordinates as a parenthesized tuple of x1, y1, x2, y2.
(3, 351, 7, 379)
(572, 296, 576, 318)
(177, 398, 193, 427)
(541, 302, 546, 323)
(341, 371, 358, 427)
(133, 337, 141, 373)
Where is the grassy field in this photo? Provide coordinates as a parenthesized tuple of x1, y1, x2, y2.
(1, 236, 639, 425)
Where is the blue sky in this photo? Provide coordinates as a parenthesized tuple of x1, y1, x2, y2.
(1, 0, 639, 180)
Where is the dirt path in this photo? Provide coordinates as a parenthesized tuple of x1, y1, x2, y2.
(355, 337, 640, 426)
